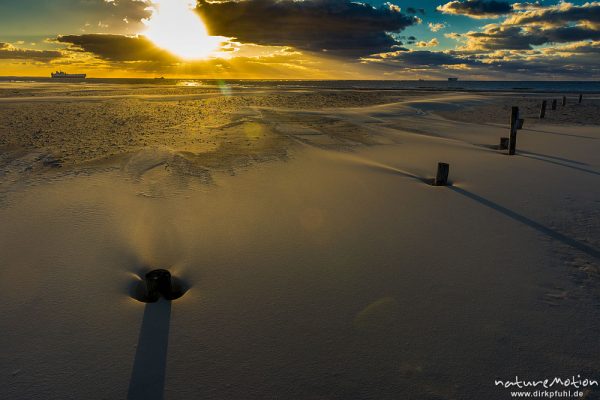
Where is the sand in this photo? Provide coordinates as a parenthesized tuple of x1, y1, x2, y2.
(0, 83, 599, 400)
(436, 92, 600, 126)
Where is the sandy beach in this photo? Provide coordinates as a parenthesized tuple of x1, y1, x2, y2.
(1, 82, 599, 399)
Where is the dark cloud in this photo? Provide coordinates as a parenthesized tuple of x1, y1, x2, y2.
(481, 46, 600, 76)
(437, 0, 513, 18)
(545, 26, 600, 42)
(364, 42, 600, 78)
(465, 25, 600, 50)
(367, 50, 479, 66)
(554, 40, 600, 54)
(196, 0, 418, 57)
(55, 34, 177, 62)
(460, 2, 600, 50)
(505, 2, 600, 26)
(0, 43, 62, 61)
(394, 50, 470, 65)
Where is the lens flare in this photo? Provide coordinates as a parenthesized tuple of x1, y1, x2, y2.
(143, 0, 223, 59)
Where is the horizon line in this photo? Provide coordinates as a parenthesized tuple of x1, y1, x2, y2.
(1, 76, 599, 82)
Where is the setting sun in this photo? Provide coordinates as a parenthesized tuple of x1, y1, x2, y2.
(143, 0, 222, 59)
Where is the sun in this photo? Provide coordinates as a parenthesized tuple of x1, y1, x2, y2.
(143, 0, 223, 59)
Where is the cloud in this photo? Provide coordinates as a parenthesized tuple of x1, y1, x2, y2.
(415, 38, 440, 47)
(476, 42, 600, 76)
(468, 25, 600, 50)
(364, 49, 479, 67)
(55, 34, 177, 62)
(7, 0, 599, 79)
(0, 42, 62, 61)
(511, 2, 544, 11)
(362, 38, 600, 79)
(45, 35, 381, 79)
(460, 2, 600, 50)
(547, 40, 600, 55)
(504, 2, 600, 27)
(445, 32, 463, 40)
(437, 0, 513, 19)
(82, 0, 152, 33)
(195, 0, 418, 57)
(428, 22, 448, 32)
(1, 0, 153, 37)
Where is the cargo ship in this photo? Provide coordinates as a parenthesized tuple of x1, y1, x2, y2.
(51, 71, 86, 79)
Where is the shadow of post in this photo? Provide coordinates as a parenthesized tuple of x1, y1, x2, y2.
(449, 186, 600, 260)
(127, 300, 172, 400)
(517, 150, 589, 166)
(519, 154, 600, 176)
(521, 128, 598, 140)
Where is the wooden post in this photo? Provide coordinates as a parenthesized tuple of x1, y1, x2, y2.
(562, 96, 566, 106)
(579, 94, 583, 104)
(499, 137, 509, 150)
(145, 269, 172, 302)
(509, 106, 518, 155)
(539, 100, 547, 119)
(551, 99, 557, 110)
(517, 118, 524, 129)
(434, 163, 449, 186)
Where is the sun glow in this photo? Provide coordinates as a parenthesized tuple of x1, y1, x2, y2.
(143, 0, 223, 59)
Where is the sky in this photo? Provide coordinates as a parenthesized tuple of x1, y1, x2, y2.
(0, 0, 599, 79)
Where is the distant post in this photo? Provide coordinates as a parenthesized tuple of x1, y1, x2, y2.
(434, 163, 450, 186)
(579, 94, 583, 104)
(499, 137, 509, 150)
(509, 106, 518, 155)
(539, 100, 547, 118)
(551, 99, 557, 110)
(562, 96, 566, 106)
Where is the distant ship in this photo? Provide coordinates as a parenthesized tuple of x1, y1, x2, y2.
(448, 77, 458, 82)
(51, 71, 86, 79)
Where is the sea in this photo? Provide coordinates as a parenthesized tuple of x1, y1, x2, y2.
(1, 77, 600, 93)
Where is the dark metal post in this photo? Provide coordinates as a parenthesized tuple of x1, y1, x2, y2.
(509, 106, 518, 155)
(539, 100, 547, 119)
(562, 96, 566, 106)
(579, 94, 583, 104)
(551, 99, 557, 110)
(434, 163, 449, 186)
(145, 269, 173, 302)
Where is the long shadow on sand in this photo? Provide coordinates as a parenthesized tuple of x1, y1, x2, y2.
(128, 300, 172, 400)
(518, 154, 600, 177)
(517, 150, 589, 166)
(470, 145, 598, 176)
(521, 128, 598, 140)
(410, 114, 512, 133)
(449, 186, 600, 260)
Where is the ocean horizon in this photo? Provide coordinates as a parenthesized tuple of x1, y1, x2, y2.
(1, 77, 600, 93)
